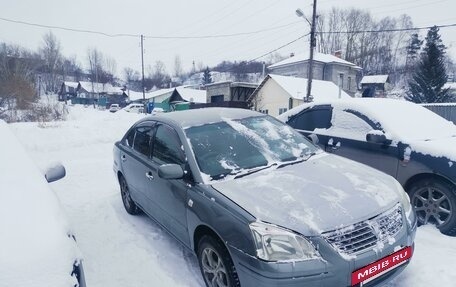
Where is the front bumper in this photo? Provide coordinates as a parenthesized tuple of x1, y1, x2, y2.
(229, 211, 417, 287)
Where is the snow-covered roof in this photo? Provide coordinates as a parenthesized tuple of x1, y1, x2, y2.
(360, 75, 389, 84)
(63, 81, 79, 88)
(175, 87, 206, 103)
(268, 52, 361, 70)
(259, 74, 351, 101)
(78, 81, 123, 94)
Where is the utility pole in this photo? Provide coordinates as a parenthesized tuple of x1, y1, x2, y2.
(140, 34, 146, 113)
(306, 0, 317, 102)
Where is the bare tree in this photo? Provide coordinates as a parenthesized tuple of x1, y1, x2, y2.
(87, 47, 103, 84)
(173, 55, 183, 77)
(40, 31, 62, 93)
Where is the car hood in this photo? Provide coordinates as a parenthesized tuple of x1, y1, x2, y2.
(212, 153, 401, 236)
(410, 136, 456, 163)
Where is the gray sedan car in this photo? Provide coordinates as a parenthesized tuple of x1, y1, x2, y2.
(113, 108, 416, 287)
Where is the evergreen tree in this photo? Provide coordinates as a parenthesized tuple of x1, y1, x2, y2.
(407, 26, 452, 103)
(406, 33, 423, 61)
(202, 67, 212, 85)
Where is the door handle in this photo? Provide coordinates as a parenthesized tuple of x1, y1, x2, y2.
(145, 172, 154, 180)
(121, 155, 127, 162)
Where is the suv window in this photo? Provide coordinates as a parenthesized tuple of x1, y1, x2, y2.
(133, 125, 154, 157)
(288, 106, 332, 131)
(152, 125, 185, 165)
(327, 109, 375, 141)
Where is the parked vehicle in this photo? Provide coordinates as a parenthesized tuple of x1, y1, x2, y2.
(109, 104, 121, 113)
(279, 98, 456, 236)
(0, 121, 86, 287)
(113, 108, 416, 287)
(123, 103, 144, 113)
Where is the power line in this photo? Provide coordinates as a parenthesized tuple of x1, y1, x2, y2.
(0, 16, 301, 39)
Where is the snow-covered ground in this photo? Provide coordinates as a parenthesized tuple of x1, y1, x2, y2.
(8, 106, 456, 287)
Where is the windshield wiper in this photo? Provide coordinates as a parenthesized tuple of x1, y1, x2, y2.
(277, 152, 317, 169)
(234, 163, 277, 179)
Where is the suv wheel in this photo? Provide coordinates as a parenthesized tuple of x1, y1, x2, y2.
(408, 178, 456, 236)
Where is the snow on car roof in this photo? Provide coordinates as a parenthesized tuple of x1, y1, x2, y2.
(278, 98, 456, 142)
(0, 121, 80, 286)
(148, 107, 261, 128)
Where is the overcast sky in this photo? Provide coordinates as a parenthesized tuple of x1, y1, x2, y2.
(1, 0, 455, 78)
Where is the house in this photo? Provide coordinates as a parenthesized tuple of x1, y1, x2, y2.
(202, 81, 258, 109)
(73, 81, 126, 107)
(58, 81, 79, 102)
(360, 75, 389, 97)
(129, 86, 207, 112)
(249, 74, 350, 117)
(268, 52, 362, 96)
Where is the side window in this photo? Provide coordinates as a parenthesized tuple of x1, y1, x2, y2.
(288, 106, 332, 131)
(133, 125, 154, 157)
(152, 125, 185, 165)
(125, 129, 136, 147)
(327, 109, 375, 141)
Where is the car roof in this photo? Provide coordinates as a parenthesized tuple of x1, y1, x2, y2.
(141, 108, 262, 128)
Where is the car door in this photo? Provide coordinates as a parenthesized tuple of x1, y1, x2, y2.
(143, 123, 190, 246)
(320, 108, 400, 177)
(119, 122, 156, 207)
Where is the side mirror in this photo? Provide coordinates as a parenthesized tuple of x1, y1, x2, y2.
(158, 164, 184, 180)
(307, 133, 319, 145)
(366, 130, 391, 145)
(45, 163, 66, 183)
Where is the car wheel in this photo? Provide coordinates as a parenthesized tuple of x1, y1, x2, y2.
(408, 178, 456, 236)
(119, 175, 140, 215)
(197, 235, 240, 287)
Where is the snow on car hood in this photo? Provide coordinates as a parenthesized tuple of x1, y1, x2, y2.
(410, 136, 456, 163)
(0, 121, 81, 287)
(212, 153, 401, 236)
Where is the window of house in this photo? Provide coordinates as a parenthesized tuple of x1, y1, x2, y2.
(348, 76, 351, 91)
(152, 125, 186, 165)
(278, 108, 288, 115)
(132, 125, 154, 157)
(211, 95, 224, 103)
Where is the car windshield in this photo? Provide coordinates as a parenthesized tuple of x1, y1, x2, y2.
(185, 115, 318, 181)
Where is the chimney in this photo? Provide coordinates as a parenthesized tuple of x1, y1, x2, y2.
(290, 52, 295, 58)
(334, 50, 342, 58)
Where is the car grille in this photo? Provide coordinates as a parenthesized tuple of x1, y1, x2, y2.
(322, 204, 403, 255)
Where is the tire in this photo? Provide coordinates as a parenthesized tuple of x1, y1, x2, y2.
(408, 178, 456, 236)
(119, 175, 140, 215)
(197, 235, 240, 287)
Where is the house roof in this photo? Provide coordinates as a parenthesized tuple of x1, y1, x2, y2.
(268, 52, 362, 70)
(78, 81, 123, 94)
(176, 87, 206, 103)
(63, 81, 79, 88)
(250, 74, 351, 101)
(360, 75, 389, 84)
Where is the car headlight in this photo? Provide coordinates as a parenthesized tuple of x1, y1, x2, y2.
(249, 221, 320, 262)
(395, 180, 412, 214)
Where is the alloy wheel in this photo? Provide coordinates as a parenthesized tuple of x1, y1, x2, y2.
(412, 186, 453, 227)
(201, 247, 229, 287)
